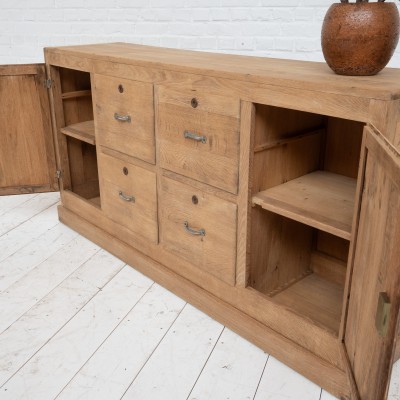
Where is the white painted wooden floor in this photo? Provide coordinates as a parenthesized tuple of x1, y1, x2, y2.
(0, 192, 399, 400)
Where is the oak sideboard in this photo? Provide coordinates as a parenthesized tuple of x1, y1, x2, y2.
(1, 43, 400, 400)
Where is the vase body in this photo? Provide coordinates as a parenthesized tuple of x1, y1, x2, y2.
(321, 2, 400, 76)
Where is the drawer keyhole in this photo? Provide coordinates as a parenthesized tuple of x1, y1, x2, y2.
(191, 98, 198, 108)
(192, 195, 198, 205)
(123, 167, 129, 175)
(118, 84, 124, 93)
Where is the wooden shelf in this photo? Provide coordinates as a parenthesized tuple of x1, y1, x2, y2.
(61, 120, 95, 145)
(273, 273, 344, 335)
(61, 90, 92, 99)
(252, 171, 356, 240)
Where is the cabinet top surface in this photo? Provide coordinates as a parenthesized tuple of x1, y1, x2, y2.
(45, 42, 400, 100)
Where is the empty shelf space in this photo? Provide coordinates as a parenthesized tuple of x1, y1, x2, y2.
(61, 90, 92, 99)
(273, 273, 344, 334)
(61, 120, 95, 145)
(252, 171, 356, 240)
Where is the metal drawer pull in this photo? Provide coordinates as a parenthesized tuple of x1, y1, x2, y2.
(118, 191, 135, 203)
(184, 221, 205, 236)
(114, 113, 131, 123)
(184, 130, 207, 144)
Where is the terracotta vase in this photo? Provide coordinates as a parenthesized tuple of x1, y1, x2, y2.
(321, 2, 400, 76)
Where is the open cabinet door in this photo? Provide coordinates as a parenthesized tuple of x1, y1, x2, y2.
(344, 124, 400, 400)
(0, 64, 58, 195)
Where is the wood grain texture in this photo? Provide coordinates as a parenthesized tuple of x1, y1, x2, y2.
(61, 89, 91, 99)
(60, 120, 95, 145)
(67, 137, 100, 200)
(236, 101, 255, 287)
(252, 171, 356, 240)
(317, 231, 350, 263)
(94, 74, 155, 164)
(311, 251, 347, 286)
(159, 176, 237, 285)
(45, 43, 400, 100)
(98, 152, 158, 243)
(253, 103, 325, 149)
(252, 129, 322, 194)
(249, 208, 314, 296)
(41, 43, 400, 399)
(46, 65, 72, 191)
(273, 273, 344, 335)
(345, 126, 400, 400)
(157, 86, 240, 194)
(0, 64, 57, 194)
(60, 190, 343, 370)
(324, 118, 364, 179)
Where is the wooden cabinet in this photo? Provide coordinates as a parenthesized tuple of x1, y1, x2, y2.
(2, 43, 400, 399)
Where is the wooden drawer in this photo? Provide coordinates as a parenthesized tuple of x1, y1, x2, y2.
(98, 152, 158, 243)
(160, 176, 237, 285)
(157, 86, 240, 194)
(94, 74, 155, 163)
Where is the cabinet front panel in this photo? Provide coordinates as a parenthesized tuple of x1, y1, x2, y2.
(160, 176, 237, 285)
(94, 74, 155, 164)
(345, 126, 400, 400)
(0, 64, 57, 194)
(157, 86, 240, 194)
(99, 152, 158, 243)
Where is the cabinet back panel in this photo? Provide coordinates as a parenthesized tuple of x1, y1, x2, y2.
(59, 68, 91, 93)
(62, 96, 93, 126)
(250, 208, 313, 295)
(316, 231, 350, 263)
(324, 118, 364, 179)
(67, 137, 99, 200)
(252, 132, 322, 194)
(254, 104, 325, 148)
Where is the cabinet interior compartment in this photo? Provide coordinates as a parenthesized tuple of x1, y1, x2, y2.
(59, 68, 95, 145)
(249, 104, 364, 334)
(58, 67, 100, 207)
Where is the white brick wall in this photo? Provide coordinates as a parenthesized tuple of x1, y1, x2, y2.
(1, 0, 400, 67)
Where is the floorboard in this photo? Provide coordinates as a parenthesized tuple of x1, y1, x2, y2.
(0, 204, 64, 264)
(0, 235, 100, 334)
(121, 304, 224, 400)
(1, 267, 153, 400)
(0, 249, 125, 386)
(0, 219, 78, 292)
(187, 328, 268, 400)
(0, 193, 398, 400)
(57, 284, 185, 400)
(0, 194, 38, 218)
(0, 192, 59, 237)
(254, 357, 322, 400)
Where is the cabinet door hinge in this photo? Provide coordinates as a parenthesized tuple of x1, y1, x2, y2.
(56, 170, 62, 179)
(44, 78, 53, 89)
